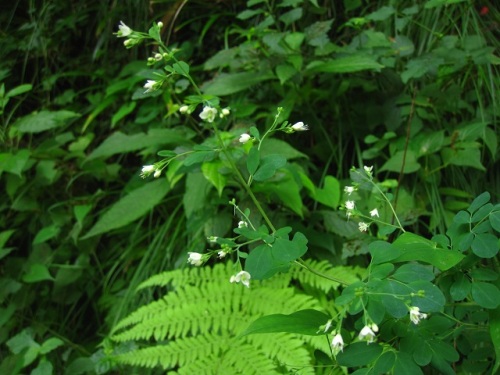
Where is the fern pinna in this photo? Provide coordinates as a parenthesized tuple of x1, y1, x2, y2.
(107, 260, 362, 374)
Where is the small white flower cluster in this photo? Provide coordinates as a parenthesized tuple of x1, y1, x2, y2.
(230, 271, 251, 288)
(409, 306, 428, 325)
(189, 106, 230, 122)
(358, 323, 379, 344)
(140, 165, 162, 178)
(187, 252, 204, 266)
(117, 21, 163, 49)
(343, 166, 380, 232)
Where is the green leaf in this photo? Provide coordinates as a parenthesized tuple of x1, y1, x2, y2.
(183, 172, 211, 218)
(0, 149, 31, 176)
(276, 64, 298, 85)
(82, 179, 170, 239)
(240, 309, 329, 337)
(202, 72, 274, 96)
(413, 341, 433, 366)
(472, 282, 500, 309)
(253, 154, 286, 181)
(259, 138, 307, 159)
(392, 264, 435, 283)
(489, 211, 500, 232)
(489, 307, 500, 374)
(6, 84, 32, 98)
(0, 229, 15, 249)
(450, 273, 471, 301)
(201, 160, 227, 196)
(40, 338, 64, 354)
(23, 264, 54, 283)
(253, 170, 303, 216)
(471, 233, 499, 258)
(366, 6, 395, 21)
(424, 0, 466, 9)
(86, 129, 193, 160)
(468, 191, 490, 215)
(394, 352, 424, 375)
(306, 54, 384, 74)
(271, 232, 308, 262)
(369, 241, 401, 265)
(381, 280, 411, 318)
(279, 8, 303, 26)
(111, 101, 136, 126)
(246, 147, 260, 175)
(337, 342, 383, 367)
(15, 110, 80, 133)
(380, 150, 421, 173)
(245, 244, 290, 280)
(172, 61, 190, 77)
(33, 225, 60, 245)
(312, 175, 340, 209)
(441, 147, 486, 171)
(183, 150, 217, 166)
(409, 280, 446, 312)
(392, 233, 465, 270)
(31, 360, 53, 375)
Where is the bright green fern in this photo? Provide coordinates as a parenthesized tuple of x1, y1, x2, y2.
(108, 260, 362, 374)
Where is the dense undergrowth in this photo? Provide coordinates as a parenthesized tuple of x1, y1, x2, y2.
(1, 0, 499, 374)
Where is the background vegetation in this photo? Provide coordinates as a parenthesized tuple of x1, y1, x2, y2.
(1, 0, 499, 374)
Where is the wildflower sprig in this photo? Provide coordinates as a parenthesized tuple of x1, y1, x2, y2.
(343, 166, 406, 234)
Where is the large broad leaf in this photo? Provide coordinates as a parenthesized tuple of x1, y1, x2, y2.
(380, 150, 421, 173)
(337, 342, 384, 367)
(240, 309, 329, 337)
(392, 233, 464, 270)
(312, 175, 340, 209)
(16, 110, 80, 133)
(86, 128, 194, 161)
(305, 54, 384, 74)
(202, 72, 274, 96)
(82, 179, 170, 239)
(245, 244, 290, 280)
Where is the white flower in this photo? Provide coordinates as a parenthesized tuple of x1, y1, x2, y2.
(239, 133, 251, 144)
(117, 21, 132, 37)
(371, 323, 379, 332)
(154, 53, 162, 61)
(291, 121, 309, 131)
(344, 186, 355, 195)
(140, 165, 156, 178)
(123, 39, 132, 47)
(199, 106, 218, 123)
(179, 105, 189, 114)
(238, 221, 248, 228)
(221, 108, 231, 116)
(364, 165, 374, 175)
(409, 306, 428, 325)
(358, 325, 377, 343)
(358, 222, 369, 232)
(217, 250, 227, 258)
(153, 169, 161, 178)
(345, 201, 355, 210)
(187, 252, 204, 266)
(331, 333, 344, 354)
(323, 320, 332, 333)
(230, 271, 251, 288)
(370, 208, 379, 217)
(157, 21, 164, 28)
(144, 80, 157, 93)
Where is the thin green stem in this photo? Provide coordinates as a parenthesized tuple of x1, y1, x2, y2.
(295, 259, 350, 285)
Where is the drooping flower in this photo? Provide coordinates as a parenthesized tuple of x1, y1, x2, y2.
(409, 306, 428, 325)
(238, 221, 248, 228)
(239, 133, 251, 144)
(154, 53, 163, 61)
(153, 169, 161, 178)
(140, 165, 156, 178)
(221, 108, 231, 117)
(345, 201, 355, 211)
(199, 106, 218, 123)
(230, 271, 251, 288)
(144, 80, 157, 93)
(217, 250, 227, 258)
(364, 165, 374, 175)
(179, 105, 189, 114)
(358, 222, 369, 232)
(187, 252, 204, 266)
(117, 21, 132, 37)
(370, 208, 379, 217)
(358, 325, 377, 344)
(291, 121, 309, 131)
(323, 320, 332, 333)
(331, 333, 344, 354)
(344, 186, 355, 195)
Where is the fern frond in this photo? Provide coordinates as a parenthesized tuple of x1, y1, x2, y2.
(247, 333, 315, 375)
(290, 259, 365, 293)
